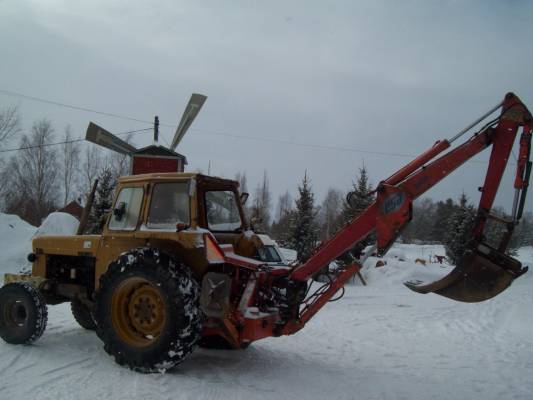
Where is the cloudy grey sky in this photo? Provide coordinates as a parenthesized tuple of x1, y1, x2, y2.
(1, 0, 532, 213)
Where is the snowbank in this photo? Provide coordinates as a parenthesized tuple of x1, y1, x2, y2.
(0, 212, 79, 277)
(34, 212, 79, 237)
(0, 213, 36, 275)
(361, 244, 454, 287)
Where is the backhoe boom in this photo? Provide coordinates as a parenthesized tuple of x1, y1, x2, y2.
(290, 93, 531, 306)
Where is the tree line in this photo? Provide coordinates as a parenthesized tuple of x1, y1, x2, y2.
(0, 105, 129, 227)
(242, 166, 532, 263)
(1, 103, 531, 261)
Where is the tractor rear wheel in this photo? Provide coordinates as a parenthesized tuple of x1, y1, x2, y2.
(95, 249, 201, 373)
(0, 282, 48, 344)
(71, 300, 96, 330)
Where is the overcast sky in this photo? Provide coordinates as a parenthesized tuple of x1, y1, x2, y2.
(1, 0, 532, 214)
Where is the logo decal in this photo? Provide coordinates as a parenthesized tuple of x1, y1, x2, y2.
(380, 192, 406, 214)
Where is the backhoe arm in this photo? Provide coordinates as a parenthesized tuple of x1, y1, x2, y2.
(290, 93, 531, 305)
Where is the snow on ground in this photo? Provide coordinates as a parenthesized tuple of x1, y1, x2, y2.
(0, 215, 532, 400)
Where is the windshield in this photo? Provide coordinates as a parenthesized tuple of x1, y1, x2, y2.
(147, 182, 190, 229)
(205, 190, 242, 231)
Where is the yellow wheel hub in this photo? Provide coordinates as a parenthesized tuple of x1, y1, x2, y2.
(111, 277, 166, 348)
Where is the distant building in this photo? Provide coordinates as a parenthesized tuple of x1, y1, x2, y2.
(59, 200, 84, 221)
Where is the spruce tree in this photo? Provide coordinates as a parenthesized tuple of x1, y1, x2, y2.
(335, 165, 374, 261)
(443, 193, 476, 264)
(339, 165, 373, 224)
(430, 198, 456, 242)
(288, 172, 319, 262)
(87, 167, 116, 234)
(483, 206, 519, 255)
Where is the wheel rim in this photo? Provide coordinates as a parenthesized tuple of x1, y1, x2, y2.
(111, 277, 166, 348)
(3, 300, 28, 327)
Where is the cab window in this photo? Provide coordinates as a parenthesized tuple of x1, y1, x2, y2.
(109, 187, 144, 231)
(205, 190, 242, 231)
(256, 246, 283, 263)
(147, 182, 190, 229)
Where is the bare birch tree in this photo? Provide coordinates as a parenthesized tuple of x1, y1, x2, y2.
(0, 105, 21, 146)
(79, 144, 102, 199)
(61, 125, 80, 206)
(250, 170, 272, 231)
(5, 119, 59, 224)
(319, 188, 342, 240)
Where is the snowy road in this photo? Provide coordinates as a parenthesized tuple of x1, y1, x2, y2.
(1, 246, 532, 400)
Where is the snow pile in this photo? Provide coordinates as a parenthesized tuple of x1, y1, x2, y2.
(517, 246, 533, 266)
(0, 212, 79, 277)
(361, 244, 454, 287)
(280, 243, 454, 288)
(34, 212, 79, 237)
(0, 213, 36, 275)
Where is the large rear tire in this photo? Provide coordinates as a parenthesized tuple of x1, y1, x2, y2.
(71, 300, 96, 330)
(0, 282, 48, 345)
(95, 249, 201, 373)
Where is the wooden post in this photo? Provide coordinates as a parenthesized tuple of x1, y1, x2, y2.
(76, 179, 98, 235)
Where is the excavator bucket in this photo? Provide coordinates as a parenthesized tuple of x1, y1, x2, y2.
(405, 243, 527, 303)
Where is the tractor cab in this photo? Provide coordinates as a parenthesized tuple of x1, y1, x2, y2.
(104, 172, 279, 268)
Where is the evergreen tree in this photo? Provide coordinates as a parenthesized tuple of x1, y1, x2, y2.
(483, 206, 520, 255)
(339, 165, 373, 224)
(430, 198, 456, 242)
(335, 165, 374, 261)
(443, 193, 476, 264)
(401, 198, 435, 243)
(87, 167, 116, 234)
(288, 172, 319, 262)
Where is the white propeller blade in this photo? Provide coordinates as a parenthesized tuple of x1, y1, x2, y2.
(86, 122, 137, 155)
(170, 93, 207, 151)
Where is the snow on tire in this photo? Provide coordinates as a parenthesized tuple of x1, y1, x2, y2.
(0, 281, 48, 345)
(95, 248, 201, 373)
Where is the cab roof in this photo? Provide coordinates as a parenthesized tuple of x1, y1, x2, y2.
(117, 172, 239, 188)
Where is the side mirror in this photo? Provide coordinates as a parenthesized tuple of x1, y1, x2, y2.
(240, 192, 249, 205)
(113, 202, 126, 221)
(176, 222, 189, 232)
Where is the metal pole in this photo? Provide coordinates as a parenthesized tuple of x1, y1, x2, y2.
(154, 116, 159, 143)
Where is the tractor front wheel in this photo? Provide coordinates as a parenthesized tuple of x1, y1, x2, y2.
(0, 282, 48, 344)
(95, 249, 201, 373)
(71, 300, 96, 330)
